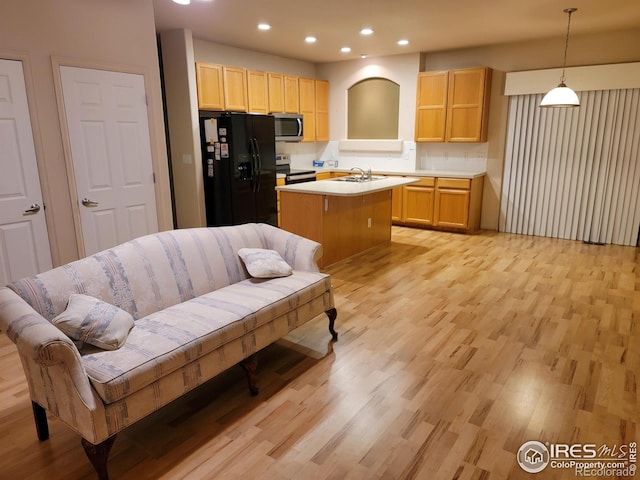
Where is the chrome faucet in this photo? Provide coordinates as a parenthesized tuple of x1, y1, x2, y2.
(350, 167, 366, 181)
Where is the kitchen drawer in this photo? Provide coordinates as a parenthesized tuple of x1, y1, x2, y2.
(411, 177, 435, 187)
(437, 178, 470, 189)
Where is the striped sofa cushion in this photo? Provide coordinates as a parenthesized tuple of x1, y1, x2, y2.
(81, 270, 331, 403)
(8, 225, 269, 321)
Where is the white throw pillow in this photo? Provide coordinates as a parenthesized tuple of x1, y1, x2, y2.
(52, 294, 134, 350)
(238, 248, 293, 278)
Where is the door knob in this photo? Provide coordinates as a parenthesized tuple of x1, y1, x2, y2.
(23, 203, 41, 215)
(81, 198, 99, 207)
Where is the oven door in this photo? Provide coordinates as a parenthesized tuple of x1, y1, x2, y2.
(286, 172, 316, 184)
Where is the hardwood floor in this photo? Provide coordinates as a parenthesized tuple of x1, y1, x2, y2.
(1, 227, 638, 479)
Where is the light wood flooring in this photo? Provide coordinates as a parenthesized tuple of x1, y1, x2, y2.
(0, 227, 638, 479)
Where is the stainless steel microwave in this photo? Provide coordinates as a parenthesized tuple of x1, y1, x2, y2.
(273, 113, 303, 142)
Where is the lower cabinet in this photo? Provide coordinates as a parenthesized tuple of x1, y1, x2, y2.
(276, 177, 285, 226)
(391, 175, 484, 233)
(401, 177, 435, 226)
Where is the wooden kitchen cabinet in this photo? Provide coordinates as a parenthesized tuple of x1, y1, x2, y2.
(402, 177, 435, 226)
(391, 186, 403, 222)
(222, 66, 248, 111)
(415, 67, 491, 143)
(434, 177, 484, 231)
(195, 63, 328, 140)
(315, 172, 332, 181)
(315, 79, 329, 142)
(247, 69, 269, 114)
(267, 73, 284, 113)
(280, 189, 392, 268)
(299, 77, 316, 142)
(268, 73, 302, 114)
(446, 67, 492, 142)
(284, 75, 300, 113)
(415, 71, 448, 142)
(390, 175, 484, 232)
(276, 177, 285, 226)
(195, 62, 225, 110)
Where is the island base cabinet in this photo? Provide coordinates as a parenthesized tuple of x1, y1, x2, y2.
(279, 190, 392, 268)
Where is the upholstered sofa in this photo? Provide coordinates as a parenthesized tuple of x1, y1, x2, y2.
(0, 223, 337, 480)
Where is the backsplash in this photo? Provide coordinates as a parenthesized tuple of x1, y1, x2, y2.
(276, 140, 488, 173)
(417, 143, 488, 171)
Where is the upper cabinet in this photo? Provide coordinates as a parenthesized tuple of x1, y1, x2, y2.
(267, 73, 301, 114)
(267, 73, 285, 113)
(195, 62, 329, 142)
(247, 69, 269, 114)
(196, 63, 225, 111)
(315, 80, 329, 142)
(415, 67, 492, 143)
(222, 66, 248, 111)
(283, 75, 300, 114)
(299, 77, 316, 143)
(415, 71, 448, 142)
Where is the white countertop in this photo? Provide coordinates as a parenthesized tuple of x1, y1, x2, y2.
(276, 176, 419, 197)
(320, 169, 486, 179)
(397, 169, 485, 179)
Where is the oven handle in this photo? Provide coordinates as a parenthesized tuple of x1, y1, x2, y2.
(286, 172, 317, 183)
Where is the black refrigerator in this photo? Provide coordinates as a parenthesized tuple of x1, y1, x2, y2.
(200, 112, 277, 227)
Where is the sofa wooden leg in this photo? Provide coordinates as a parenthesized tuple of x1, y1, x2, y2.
(239, 354, 259, 396)
(32, 401, 49, 441)
(325, 308, 338, 341)
(81, 435, 116, 480)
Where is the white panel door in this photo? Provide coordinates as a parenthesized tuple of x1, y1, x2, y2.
(60, 66, 158, 256)
(0, 59, 52, 285)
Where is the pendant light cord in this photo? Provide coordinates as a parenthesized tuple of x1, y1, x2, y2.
(560, 8, 576, 84)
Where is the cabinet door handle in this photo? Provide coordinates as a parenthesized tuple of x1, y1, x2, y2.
(23, 203, 41, 215)
(81, 198, 99, 207)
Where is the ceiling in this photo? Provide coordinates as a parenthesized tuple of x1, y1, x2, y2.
(152, 0, 640, 64)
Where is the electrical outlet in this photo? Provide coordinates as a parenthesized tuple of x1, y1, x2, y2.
(367, 217, 371, 228)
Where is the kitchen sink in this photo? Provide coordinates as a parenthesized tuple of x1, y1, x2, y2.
(330, 175, 386, 182)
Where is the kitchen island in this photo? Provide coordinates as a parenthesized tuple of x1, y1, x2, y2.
(276, 176, 418, 267)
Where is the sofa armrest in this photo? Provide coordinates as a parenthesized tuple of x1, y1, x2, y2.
(257, 224, 323, 272)
(0, 287, 97, 411)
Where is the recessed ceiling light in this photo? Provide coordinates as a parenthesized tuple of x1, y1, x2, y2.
(305, 36, 317, 43)
(361, 54, 368, 59)
(172, 0, 190, 4)
(397, 39, 409, 46)
(341, 47, 351, 53)
(258, 23, 271, 31)
(360, 28, 374, 35)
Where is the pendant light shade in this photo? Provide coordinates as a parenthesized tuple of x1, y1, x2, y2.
(540, 83, 580, 107)
(540, 8, 579, 108)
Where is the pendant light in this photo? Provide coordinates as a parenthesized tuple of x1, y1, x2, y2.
(540, 8, 580, 108)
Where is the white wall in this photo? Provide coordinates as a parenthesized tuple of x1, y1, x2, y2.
(0, 0, 172, 264)
(193, 39, 317, 78)
(310, 54, 420, 173)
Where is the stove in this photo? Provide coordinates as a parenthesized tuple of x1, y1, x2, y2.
(276, 154, 317, 184)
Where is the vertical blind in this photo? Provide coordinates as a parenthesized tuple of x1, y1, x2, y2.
(500, 88, 640, 246)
